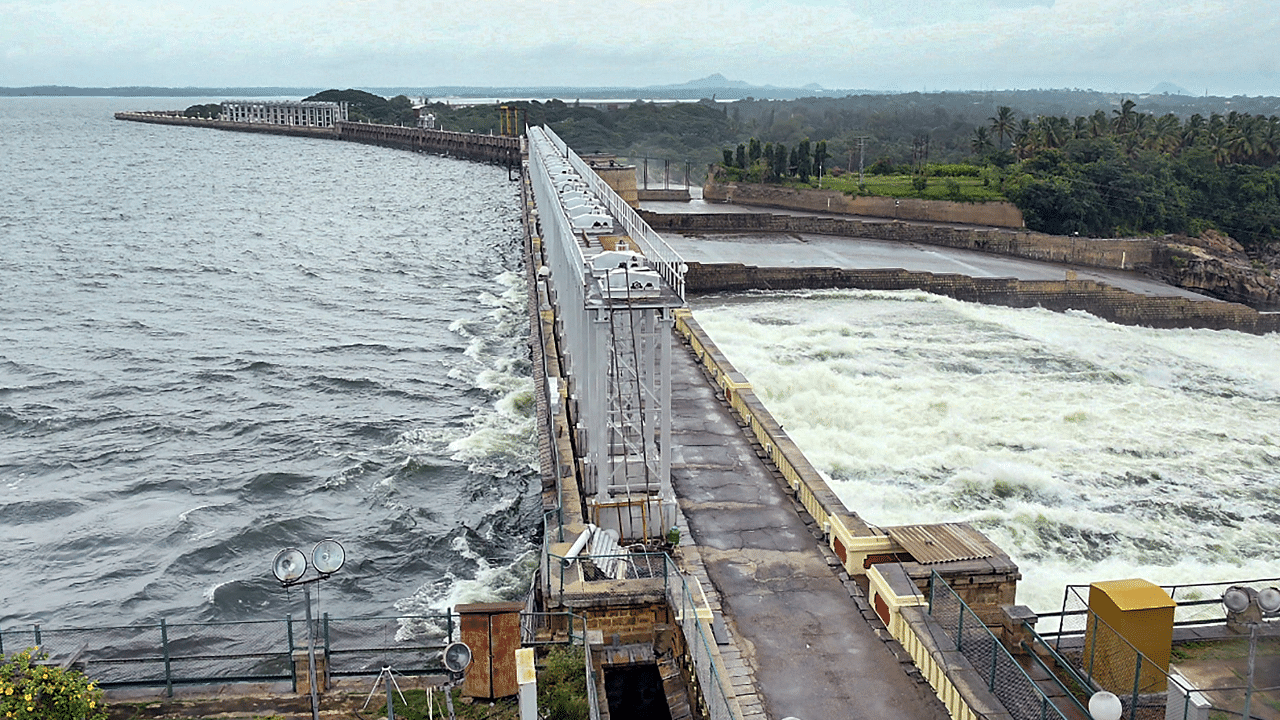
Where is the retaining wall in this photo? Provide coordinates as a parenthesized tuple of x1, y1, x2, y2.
(704, 179, 1026, 228)
(642, 209, 1155, 271)
(683, 263, 1280, 334)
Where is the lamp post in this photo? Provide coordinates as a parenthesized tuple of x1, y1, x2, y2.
(272, 540, 346, 720)
(1222, 586, 1280, 720)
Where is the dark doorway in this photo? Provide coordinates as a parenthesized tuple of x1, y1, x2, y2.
(604, 664, 673, 720)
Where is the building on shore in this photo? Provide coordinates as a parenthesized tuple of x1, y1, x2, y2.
(219, 100, 348, 127)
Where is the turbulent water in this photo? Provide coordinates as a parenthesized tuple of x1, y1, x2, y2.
(0, 98, 539, 628)
(693, 290, 1280, 612)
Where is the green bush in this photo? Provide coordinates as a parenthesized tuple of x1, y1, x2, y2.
(928, 163, 982, 177)
(0, 649, 107, 720)
(539, 645, 589, 720)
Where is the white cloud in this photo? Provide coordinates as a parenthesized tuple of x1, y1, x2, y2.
(0, 0, 1275, 94)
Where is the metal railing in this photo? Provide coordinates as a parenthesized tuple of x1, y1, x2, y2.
(0, 613, 454, 693)
(538, 126, 686, 299)
(541, 520, 738, 720)
(927, 572, 1071, 720)
(1039, 582, 1280, 720)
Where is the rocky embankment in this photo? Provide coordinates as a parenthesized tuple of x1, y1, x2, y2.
(1149, 231, 1280, 311)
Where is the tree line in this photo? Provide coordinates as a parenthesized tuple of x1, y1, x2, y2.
(973, 103, 1280, 248)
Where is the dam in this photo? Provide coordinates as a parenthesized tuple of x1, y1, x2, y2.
(79, 110, 1280, 720)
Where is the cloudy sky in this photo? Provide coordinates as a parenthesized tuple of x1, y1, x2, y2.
(2, 0, 1276, 95)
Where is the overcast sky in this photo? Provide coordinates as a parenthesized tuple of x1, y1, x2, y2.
(2, 0, 1276, 96)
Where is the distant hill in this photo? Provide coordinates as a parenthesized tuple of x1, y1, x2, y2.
(1150, 81, 1193, 96)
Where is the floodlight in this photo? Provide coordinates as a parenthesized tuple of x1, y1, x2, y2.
(1223, 586, 1251, 614)
(443, 642, 473, 673)
(1258, 587, 1280, 614)
(312, 539, 346, 575)
(1088, 691, 1123, 720)
(272, 547, 307, 584)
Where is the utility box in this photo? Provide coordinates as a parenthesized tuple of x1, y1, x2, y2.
(1084, 579, 1175, 695)
(457, 601, 524, 698)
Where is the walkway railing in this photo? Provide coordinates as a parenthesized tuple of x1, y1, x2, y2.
(538, 126, 686, 299)
(928, 572, 1071, 720)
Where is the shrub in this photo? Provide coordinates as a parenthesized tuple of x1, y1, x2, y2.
(539, 646, 589, 720)
(0, 649, 107, 720)
(928, 163, 981, 177)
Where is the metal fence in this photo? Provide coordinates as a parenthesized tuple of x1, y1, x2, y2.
(1, 613, 458, 693)
(1040, 582, 1280, 720)
(927, 572, 1071, 720)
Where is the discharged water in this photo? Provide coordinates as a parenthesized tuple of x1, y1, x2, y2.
(693, 289, 1280, 612)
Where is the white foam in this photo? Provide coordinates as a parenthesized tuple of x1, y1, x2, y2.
(694, 290, 1280, 612)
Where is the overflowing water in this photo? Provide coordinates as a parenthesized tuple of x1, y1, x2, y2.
(0, 98, 538, 629)
(692, 289, 1280, 612)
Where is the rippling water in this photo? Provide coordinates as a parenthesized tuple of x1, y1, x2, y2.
(0, 98, 538, 628)
(693, 290, 1280, 612)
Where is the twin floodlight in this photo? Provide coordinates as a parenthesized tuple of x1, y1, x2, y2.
(272, 539, 346, 585)
(1223, 585, 1280, 615)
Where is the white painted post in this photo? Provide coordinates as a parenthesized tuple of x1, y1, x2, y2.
(516, 647, 537, 720)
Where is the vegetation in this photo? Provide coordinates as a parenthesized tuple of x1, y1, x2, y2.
(379, 687, 517, 720)
(538, 645, 590, 720)
(183, 103, 222, 119)
(305, 88, 417, 125)
(0, 648, 107, 720)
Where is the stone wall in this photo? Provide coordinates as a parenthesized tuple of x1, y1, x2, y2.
(642, 210, 1155, 271)
(684, 263, 1280, 334)
(704, 178, 1026, 228)
(114, 112, 336, 140)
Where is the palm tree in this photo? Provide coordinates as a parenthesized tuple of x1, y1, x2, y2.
(1089, 110, 1109, 138)
(1073, 116, 1089, 140)
(1112, 98, 1138, 135)
(1182, 114, 1206, 149)
(971, 126, 994, 155)
(1152, 114, 1181, 153)
(1014, 118, 1036, 158)
(989, 106, 1015, 150)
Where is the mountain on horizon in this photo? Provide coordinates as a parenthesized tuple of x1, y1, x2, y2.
(1150, 81, 1193, 96)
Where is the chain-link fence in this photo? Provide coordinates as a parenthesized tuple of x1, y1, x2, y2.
(1, 613, 458, 692)
(927, 572, 1070, 720)
(1034, 580, 1280, 720)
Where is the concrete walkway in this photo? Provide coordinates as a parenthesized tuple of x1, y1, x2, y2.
(667, 330, 950, 720)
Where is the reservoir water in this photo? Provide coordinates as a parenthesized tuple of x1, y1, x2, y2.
(0, 98, 538, 628)
(692, 289, 1280, 612)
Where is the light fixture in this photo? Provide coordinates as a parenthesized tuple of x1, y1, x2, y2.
(272, 548, 307, 584)
(271, 540, 347, 720)
(312, 539, 345, 575)
(1088, 691, 1123, 720)
(1223, 586, 1251, 614)
(1258, 587, 1280, 614)
(443, 642, 473, 674)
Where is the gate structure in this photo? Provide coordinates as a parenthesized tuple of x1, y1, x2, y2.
(527, 126, 686, 543)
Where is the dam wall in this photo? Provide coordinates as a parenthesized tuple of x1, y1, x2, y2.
(684, 263, 1280, 334)
(703, 178, 1027, 228)
(113, 111, 337, 140)
(642, 209, 1155, 271)
(335, 122, 521, 166)
(113, 112, 521, 166)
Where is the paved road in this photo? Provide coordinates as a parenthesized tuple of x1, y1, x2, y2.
(668, 337, 951, 720)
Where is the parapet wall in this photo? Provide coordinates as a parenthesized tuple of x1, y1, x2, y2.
(335, 122, 521, 166)
(642, 209, 1154, 271)
(704, 178, 1027, 228)
(684, 263, 1280, 334)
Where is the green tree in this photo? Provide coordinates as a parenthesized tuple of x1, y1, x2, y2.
(748, 137, 762, 164)
(970, 126, 993, 155)
(735, 143, 747, 169)
(814, 140, 829, 178)
(797, 138, 812, 183)
(0, 649, 107, 720)
(989, 106, 1015, 150)
(773, 142, 788, 179)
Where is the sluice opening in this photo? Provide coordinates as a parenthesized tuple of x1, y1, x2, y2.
(604, 664, 672, 720)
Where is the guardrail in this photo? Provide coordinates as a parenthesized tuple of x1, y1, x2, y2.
(538, 126, 686, 299)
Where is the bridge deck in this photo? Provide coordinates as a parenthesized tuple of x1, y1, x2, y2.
(666, 325, 950, 720)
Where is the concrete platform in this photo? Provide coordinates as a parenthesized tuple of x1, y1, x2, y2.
(667, 329, 950, 720)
